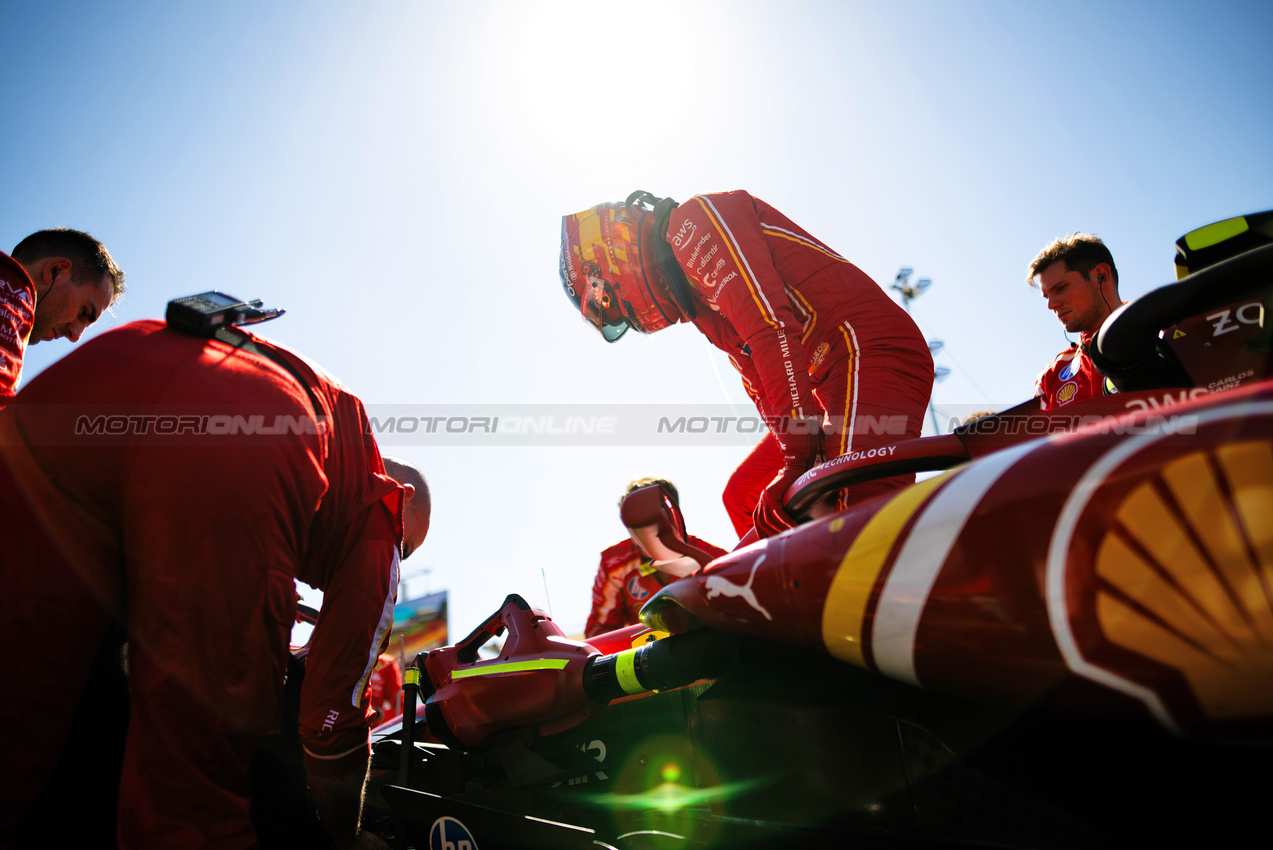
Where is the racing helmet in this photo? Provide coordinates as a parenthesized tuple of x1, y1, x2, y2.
(559, 194, 687, 342)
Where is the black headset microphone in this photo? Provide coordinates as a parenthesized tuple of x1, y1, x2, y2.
(1097, 271, 1115, 315)
(35, 266, 60, 309)
(1062, 270, 1114, 350)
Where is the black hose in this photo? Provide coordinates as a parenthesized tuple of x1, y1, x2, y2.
(582, 628, 738, 705)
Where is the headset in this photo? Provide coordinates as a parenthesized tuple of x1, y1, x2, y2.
(626, 190, 697, 321)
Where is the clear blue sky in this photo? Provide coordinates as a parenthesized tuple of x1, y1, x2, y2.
(3, 0, 1270, 635)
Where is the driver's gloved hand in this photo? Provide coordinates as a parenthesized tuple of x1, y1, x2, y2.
(752, 415, 824, 538)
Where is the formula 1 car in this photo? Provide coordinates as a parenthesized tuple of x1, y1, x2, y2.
(370, 212, 1273, 849)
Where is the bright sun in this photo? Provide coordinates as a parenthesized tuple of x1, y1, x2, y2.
(487, 1, 713, 172)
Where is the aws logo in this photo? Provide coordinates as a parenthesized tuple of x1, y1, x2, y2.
(429, 816, 479, 850)
(669, 218, 697, 249)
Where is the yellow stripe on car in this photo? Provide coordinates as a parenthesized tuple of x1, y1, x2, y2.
(821, 476, 947, 667)
(451, 658, 570, 679)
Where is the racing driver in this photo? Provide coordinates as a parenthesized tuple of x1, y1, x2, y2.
(560, 190, 933, 537)
(0, 318, 428, 850)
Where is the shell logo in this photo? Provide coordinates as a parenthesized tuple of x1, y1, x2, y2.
(1056, 381, 1079, 405)
(1095, 440, 1273, 720)
(1047, 402, 1273, 737)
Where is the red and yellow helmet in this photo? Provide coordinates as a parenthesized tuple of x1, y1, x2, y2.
(559, 197, 683, 342)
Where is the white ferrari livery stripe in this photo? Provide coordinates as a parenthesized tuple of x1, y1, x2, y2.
(761, 224, 848, 261)
(699, 195, 779, 325)
(872, 440, 1038, 685)
(349, 545, 401, 708)
(839, 321, 861, 455)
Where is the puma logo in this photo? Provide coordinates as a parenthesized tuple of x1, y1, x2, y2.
(704, 553, 773, 621)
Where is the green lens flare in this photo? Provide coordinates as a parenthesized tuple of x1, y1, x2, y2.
(578, 731, 761, 847)
(599, 779, 755, 812)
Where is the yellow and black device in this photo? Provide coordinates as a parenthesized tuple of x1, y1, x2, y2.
(1175, 209, 1273, 279)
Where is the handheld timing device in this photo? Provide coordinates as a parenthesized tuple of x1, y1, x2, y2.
(165, 291, 285, 336)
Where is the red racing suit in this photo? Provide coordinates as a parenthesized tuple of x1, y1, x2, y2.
(585, 536, 728, 637)
(1034, 332, 1116, 410)
(0, 319, 403, 849)
(665, 191, 933, 535)
(0, 251, 36, 404)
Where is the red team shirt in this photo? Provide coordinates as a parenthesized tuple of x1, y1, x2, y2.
(0, 320, 403, 846)
(1034, 331, 1116, 410)
(585, 536, 728, 637)
(368, 653, 404, 724)
(0, 251, 36, 403)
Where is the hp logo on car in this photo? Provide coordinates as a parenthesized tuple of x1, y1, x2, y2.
(429, 816, 479, 850)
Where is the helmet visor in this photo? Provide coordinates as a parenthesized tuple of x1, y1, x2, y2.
(581, 271, 632, 342)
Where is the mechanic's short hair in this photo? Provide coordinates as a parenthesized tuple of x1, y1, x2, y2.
(382, 457, 429, 501)
(621, 477, 678, 508)
(1027, 233, 1118, 288)
(12, 228, 125, 301)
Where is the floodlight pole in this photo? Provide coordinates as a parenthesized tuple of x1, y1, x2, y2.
(891, 268, 944, 435)
(399, 566, 432, 604)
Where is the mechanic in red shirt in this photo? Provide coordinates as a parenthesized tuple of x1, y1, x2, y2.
(0, 228, 124, 403)
(1027, 233, 1124, 409)
(585, 478, 726, 637)
(368, 653, 405, 725)
(0, 318, 430, 850)
(561, 191, 933, 537)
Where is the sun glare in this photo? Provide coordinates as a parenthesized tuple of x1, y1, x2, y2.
(488, 1, 713, 171)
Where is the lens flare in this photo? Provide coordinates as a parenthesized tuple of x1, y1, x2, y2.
(574, 733, 766, 845)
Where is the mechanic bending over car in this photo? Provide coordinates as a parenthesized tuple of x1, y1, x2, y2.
(0, 228, 125, 405)
(0, 319, 429, 850)
(585, 477, 726, 638)
(362, 456, 431, 730)
(1028, 233, 1126, 409)
(561, 191, 933, 539)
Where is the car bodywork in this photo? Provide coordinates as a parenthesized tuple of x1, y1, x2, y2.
(376, 217, 1273, 848)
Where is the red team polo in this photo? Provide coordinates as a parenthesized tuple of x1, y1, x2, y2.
(0, 320, 403, 848)
(1034, 331, 1116, 410)
(584, 536, 728, 637)
(0, 251, 36, 403)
